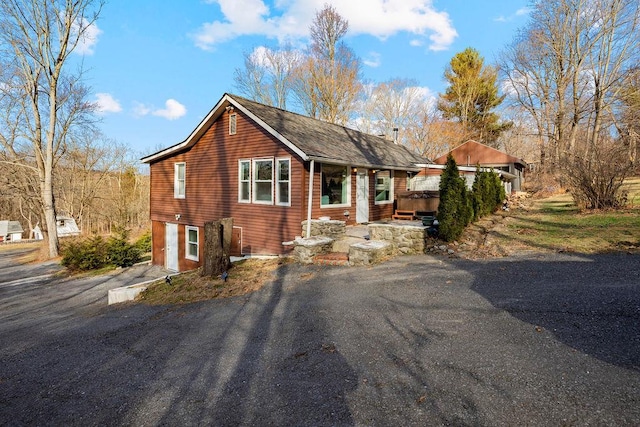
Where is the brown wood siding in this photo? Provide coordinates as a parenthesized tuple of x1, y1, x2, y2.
(369, 170, 401, 220)
(394, 171, 408, 195)
(149, 109, 303, 267)
(306, 167, 409, 223)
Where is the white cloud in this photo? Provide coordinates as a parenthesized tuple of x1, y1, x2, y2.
(494, 7, 531, 23)
(193, 0, 457, 51)
(73, 19, 102, 55)
(363, 52, 381, 68)
(152, 99, 187, 120)
(249, 46, 274, 68)
(133, 102, 152, 118)
(94, 93, 122, 114)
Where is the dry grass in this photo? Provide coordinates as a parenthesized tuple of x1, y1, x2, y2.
(0, 241, 46, 263)
(470, 177, 640, 255)
(137, 258, 290, 305)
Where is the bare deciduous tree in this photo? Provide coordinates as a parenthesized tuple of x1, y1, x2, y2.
(500, 0, 640, 208)
(0, 0, 103, 257)
(233, 45, 301, 109)
(292, 4, 362, 125)
(617, 66, 640, 165)
(356, 79, 428, 141)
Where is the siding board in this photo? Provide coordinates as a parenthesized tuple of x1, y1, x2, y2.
(150, 109, 303, 267)
(149, 106, 414, 270)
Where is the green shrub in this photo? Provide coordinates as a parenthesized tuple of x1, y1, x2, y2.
(471, 167, 506, 220)
(61, 227, 141, 271)
(135, 231, 152, 253)
(107, 227, 141, 268)
(61, 235, 108, 271)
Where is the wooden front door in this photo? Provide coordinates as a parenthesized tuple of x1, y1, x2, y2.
(230, 227, 242, 256)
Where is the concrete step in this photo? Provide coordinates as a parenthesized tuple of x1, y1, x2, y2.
(333, 236, 367, 253)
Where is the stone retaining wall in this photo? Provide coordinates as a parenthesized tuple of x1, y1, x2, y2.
(301, 219, 346, 239)
(291, 236, 334, 264)
(368, 223, 427, 255)
(349, 241, 392, 266)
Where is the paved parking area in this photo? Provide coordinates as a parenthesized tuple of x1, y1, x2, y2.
(1, 252, 639, 425)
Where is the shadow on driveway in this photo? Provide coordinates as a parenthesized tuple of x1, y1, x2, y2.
(1, 253, 639, 425)
(469, 252, 640, 371)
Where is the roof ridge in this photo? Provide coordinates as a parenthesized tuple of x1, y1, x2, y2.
(226, 92, 393, 143)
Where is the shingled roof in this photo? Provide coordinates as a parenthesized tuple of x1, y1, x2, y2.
(142, 93, 427, 170)
(0, 220, 23, 236)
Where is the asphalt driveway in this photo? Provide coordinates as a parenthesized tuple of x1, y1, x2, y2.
(1, 252, 639, 426)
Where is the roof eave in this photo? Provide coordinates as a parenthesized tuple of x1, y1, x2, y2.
(140, 94, 310, 164)
(307, 156, 422, 171)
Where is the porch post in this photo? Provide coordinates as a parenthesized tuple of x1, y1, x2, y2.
(306, 160, 315, 238)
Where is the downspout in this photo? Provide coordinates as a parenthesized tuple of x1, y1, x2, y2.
(306, 159, 315, 238)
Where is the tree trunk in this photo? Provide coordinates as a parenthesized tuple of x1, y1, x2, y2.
(202, 218, 233, 277)
(42, 165, 59, 257)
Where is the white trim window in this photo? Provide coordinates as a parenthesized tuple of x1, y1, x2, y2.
(252, 159, 273, 204)
(238, 160, 251, 203)
(174, 162, 186, 198)
(321, 163, 351, 208)
(276, 158, 290, 206)
(374, 170, 393, 204)
(229, 113, 237, 135)
(185, 226, 199, 261)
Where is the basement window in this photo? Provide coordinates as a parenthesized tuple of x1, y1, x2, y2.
(185, 226, 199, 261)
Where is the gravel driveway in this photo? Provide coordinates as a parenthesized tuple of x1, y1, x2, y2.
(1, 252, 639, 426)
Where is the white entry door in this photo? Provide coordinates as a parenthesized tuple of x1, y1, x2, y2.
(165, 223, 179, 271)
(356, 169, 369, 223)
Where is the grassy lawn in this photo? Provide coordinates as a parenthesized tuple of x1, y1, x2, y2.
(138, 178, 640, 304)
(494, 177, 640, 253)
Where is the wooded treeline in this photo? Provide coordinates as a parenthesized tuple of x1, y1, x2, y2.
(0, 136, 149, 238)
(235, 1, 639, 209)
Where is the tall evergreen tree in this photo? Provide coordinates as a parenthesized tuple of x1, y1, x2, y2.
(437, 154, 472, 242)
(438, 47, 511, 146)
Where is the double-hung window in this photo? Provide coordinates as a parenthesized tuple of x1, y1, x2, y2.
(276, 158, 290, 206)
(185, 226, 199, 261)
(374, 170, 393, 204)
(238, 160, 251, 202)
(238, 157, 291, 206)
(174, 162, 186, 198)
(252, 159, 273, 204)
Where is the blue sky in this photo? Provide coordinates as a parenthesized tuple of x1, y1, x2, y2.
(78, 0, 531, 157)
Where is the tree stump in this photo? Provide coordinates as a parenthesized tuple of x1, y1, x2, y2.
(202, 218, 233, 277)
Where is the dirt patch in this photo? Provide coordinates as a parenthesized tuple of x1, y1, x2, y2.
(454, 195, 549, 259)
(137, 258, 291, 305)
